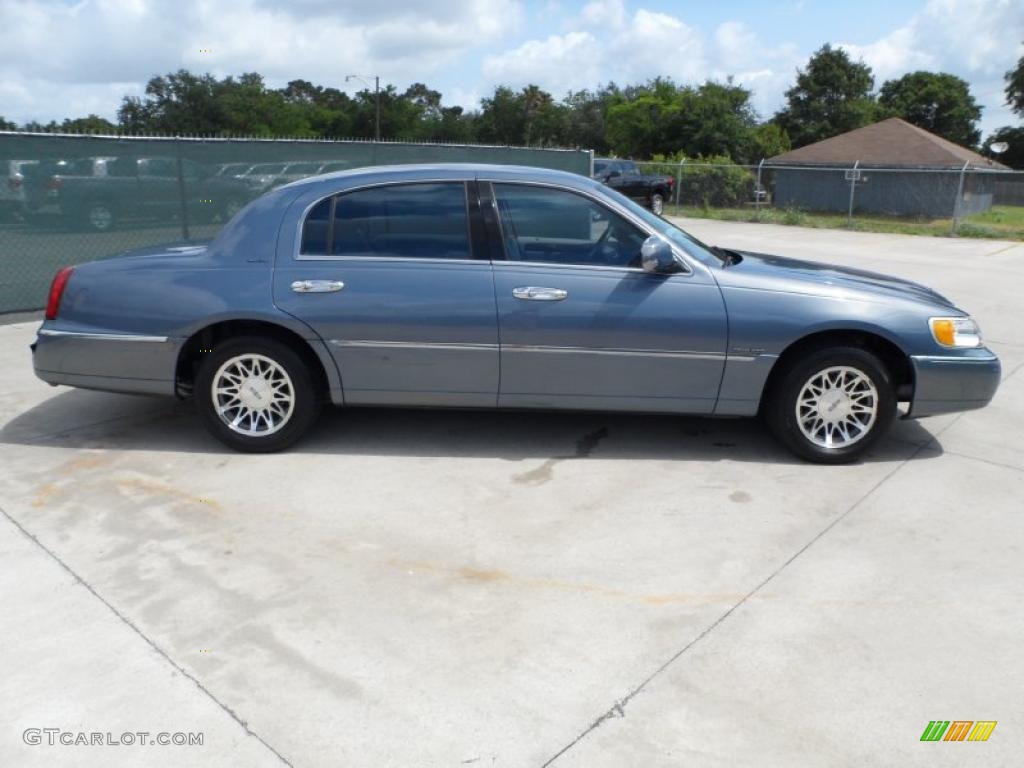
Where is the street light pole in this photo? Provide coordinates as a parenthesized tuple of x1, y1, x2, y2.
(345, 73, 381, 142)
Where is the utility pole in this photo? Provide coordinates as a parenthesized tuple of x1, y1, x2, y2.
(346, 74, 381, 141)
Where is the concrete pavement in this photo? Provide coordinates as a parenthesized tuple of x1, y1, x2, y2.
(1, 221, 1022, 766)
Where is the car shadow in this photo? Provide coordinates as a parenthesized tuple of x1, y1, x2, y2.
(1, 389, 944, 465)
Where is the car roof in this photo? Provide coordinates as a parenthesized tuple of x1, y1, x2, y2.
(279, 163, 592, 192)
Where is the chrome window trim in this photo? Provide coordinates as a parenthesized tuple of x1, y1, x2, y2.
(38, 329, 169, 343)
(495, 260, 648, 275)
(295, 254, 492, 266)
(293, 177, 476, 262)
(481, 179, 695, 276)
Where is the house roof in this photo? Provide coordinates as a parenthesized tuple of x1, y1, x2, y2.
(767, 118, 1008, 170)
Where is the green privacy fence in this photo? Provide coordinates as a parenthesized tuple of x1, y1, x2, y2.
(0, 132, 592, 313)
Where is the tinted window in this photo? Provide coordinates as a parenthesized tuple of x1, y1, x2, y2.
(492, 183, 648, 268)
(300, 182, 471, 259)
(301, 198, 331, 254)
(593, 161, 608, 175)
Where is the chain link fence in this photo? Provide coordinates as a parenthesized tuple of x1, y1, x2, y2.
(0, 132, 591, 314)
(632, 160, 1024, 240)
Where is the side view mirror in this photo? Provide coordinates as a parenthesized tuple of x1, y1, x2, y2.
(640, 235, 683, 274)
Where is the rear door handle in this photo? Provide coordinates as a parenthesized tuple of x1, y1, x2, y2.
(512, 286, 568, 301)
(291, 280, 344, 293)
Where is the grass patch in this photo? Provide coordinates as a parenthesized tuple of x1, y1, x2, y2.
(664, 204, 1024, 241)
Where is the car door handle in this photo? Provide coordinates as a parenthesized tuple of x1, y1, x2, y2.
(512, 286, 568, 301)
(291, 280, 344, 293)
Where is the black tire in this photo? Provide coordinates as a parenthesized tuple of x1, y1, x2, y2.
(195, 336, 322, 452)
(650, 192, 665, 216)
(78, 199, 116, 232)
(764, 346, 896, 464)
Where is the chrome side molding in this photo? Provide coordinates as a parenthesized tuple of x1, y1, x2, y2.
(37, 329, 169, 343)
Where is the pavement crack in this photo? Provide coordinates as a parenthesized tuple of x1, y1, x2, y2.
(541, 431, 951, 767)
(0, 504, 294, 768)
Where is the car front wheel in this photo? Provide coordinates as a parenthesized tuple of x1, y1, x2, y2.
(195, 336, 321, 452)
(765, 347, 896, 464)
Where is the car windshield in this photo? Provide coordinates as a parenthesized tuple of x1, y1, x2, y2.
(593, 161, 608, 175)
(596, 184, 723, 265)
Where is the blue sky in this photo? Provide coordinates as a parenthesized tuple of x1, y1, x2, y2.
(0, 0, 1020, 138)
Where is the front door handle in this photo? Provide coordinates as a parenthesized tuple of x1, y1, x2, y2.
(291, 280, 344, 293)
(512, 286, 568, 301)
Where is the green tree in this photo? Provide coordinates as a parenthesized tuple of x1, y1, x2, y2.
(21, 120, 60, 132)
(475, 85, 567, 146)
(0, 116, 16, 131)
(218, 73, 312, 136)
(561, 84, 622, 152)
(118, 70, 228, 134)
(668, 80, 759, 161)
(605, 78, 679, 157)
(878, 71, 981, 146)
(982, 126, 1024, 169)
(60, 114, 118, 134)
(280, 79, 354, 137)
(1005, 47, 1024, 117)
(775, 44, 879, 147)
(751, 123, 791, 159)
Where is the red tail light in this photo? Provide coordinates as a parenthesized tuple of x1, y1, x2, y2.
(45, 266, 74, 320)
(47, 176, 63, 191)
(7, 176, 21, 191)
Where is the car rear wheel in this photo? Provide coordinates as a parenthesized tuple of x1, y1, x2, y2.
(195, 336, 321, 452)
(650, 192, 665, 216)
(81, 200, 115, 232)
(765, 346, 896, 464)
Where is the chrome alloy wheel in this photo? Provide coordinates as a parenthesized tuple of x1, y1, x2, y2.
(795, 365, 878, 449)
(212, 354, 295, 437)
(89, 204, 113, 231)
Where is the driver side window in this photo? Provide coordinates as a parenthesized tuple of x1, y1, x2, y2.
(492, 183, 648, 268)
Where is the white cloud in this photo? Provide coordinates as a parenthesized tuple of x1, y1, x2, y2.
(837, 0, 1024, 133)
(1, 0, 1020, 140)
(0, 0, 523, 123)
(483, 6, 705, 95)
(580, 0, 625, 27)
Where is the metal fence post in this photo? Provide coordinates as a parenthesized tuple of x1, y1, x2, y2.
(174, 138, 191, 241)
(951, 160, 970, 234)
(755, 158, 764, 214)
(846, 160, 859, 227)
(675, 158, 684, 209)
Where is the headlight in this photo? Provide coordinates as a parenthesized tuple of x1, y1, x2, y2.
(930, 317, 983, 348)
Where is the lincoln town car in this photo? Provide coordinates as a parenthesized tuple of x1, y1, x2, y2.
(32, 164, 1001, 462)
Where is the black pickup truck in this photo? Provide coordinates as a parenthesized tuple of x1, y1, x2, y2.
(592, 158, 674, 215)
(25, 156, 254, 232)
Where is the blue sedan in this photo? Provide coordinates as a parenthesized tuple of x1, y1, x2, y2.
(32, 164, 1001, 462)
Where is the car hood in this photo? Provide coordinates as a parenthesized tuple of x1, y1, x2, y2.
(724, 250, 956, 309)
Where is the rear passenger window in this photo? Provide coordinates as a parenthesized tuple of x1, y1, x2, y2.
(301, 198, 331, 254)
(299, 182, 471, 259)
